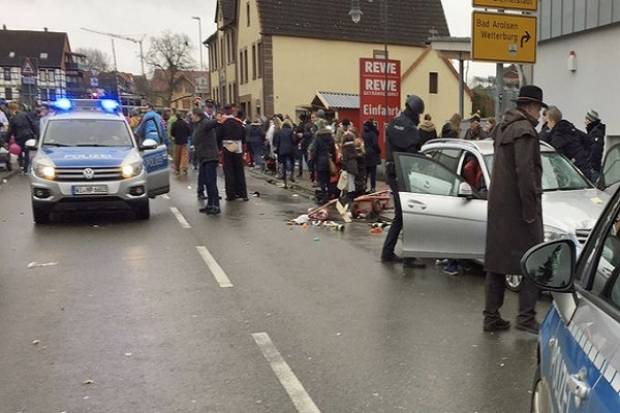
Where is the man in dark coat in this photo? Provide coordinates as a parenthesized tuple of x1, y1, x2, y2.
(585, 109, 606, 180)
(191, 108, 221, 214)
(362, 119, 381, 192)
(218, 105, 248, 201)
(381, 95, 426, 268)
(484, 85, 546, 334)
(7, 104, 39, 173)
(545, 106, 593, 180)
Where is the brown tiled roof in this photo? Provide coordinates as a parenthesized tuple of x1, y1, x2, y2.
(216, 0, 238, 26)
(256, 0, 449, 46)
(0, 29, 68, 68)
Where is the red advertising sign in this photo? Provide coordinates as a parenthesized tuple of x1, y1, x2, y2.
(359, 58, 401, 157)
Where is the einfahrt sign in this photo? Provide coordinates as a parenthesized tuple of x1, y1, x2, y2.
(359, 58, 401, 155)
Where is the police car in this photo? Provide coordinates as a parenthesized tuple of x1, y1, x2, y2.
(26, 99, 169, 223)
(521, 186, 620, 412)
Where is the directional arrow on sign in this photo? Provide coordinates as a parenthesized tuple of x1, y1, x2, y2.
(520, 31, 531, 48)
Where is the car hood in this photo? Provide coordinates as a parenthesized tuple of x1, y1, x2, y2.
(41, 147, 133, 168)
(542, 188, 610, 232)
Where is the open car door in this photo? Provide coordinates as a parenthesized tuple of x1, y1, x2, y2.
(140, 118, 170, 197)
(393, 152, 487, 260)
(601, 143, 620, 195)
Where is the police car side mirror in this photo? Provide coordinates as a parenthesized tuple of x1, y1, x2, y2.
(140, 139, 158, 151)
(25, 139, 38, 151)
(521, 239, 577, 293)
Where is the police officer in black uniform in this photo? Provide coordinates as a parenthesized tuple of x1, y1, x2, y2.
(381, 95, 427, 267)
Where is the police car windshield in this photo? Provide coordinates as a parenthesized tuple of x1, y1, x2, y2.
(43, 119, 132, 148)
(484, 152, 592, 191)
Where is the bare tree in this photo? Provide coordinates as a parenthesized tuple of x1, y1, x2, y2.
(145, 31, 195, 106)
(75, 47, 111, 72)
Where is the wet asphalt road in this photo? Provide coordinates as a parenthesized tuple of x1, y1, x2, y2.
(0, 171, 548, 413)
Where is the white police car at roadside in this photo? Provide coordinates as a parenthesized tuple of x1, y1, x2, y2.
(521, 186, 620, 412)
(26, 99, 169, 223)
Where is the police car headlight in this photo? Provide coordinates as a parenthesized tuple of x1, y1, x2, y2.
(33, 157, 56, 180)
(544, 225, 567, 242)
(121, 162, 143, 178)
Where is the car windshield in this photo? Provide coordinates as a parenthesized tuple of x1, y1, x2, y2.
(484, 152, 592, 191)
(43, 119, 132, 147)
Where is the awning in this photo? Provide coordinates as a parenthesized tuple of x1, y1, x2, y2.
(312, 91, 359, 110)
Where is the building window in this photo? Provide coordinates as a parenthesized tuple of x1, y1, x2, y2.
(229, 31, 235, 63)
(5, 88, 12, 100)
(48, 71, 55, 83)
(246, 2, 250, 27)
(220, 37, 225, 68)
(252, 44, 257, 80)
(257, 42, 263, 79)
(222, 85, 227, 104)
(49, 89, 56, 101)
(3, 68, 10, 81)
(429, 72, 439, 94)
(239, 51, 244, 83)
(244, 49, 249, 85)
(40, 52, 48, 60)
(39, 70, 47, 82)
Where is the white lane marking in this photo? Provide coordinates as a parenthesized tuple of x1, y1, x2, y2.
(252, 332, 321, 413)
(161, 194, 170, 200)
(170, 207, 191, 228)
(196, 246, 233, 288)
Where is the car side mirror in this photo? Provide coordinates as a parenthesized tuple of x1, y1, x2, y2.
(521, 239, 577, 292)
(25, 139, 38, 150)
(457, 182, 474, 199)
(140, 138, 159, 151)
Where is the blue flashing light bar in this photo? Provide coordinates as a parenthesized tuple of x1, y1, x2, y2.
(99, 99, 120, 113)
(53, 98, 73, 111)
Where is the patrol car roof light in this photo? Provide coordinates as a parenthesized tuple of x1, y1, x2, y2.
(99, 99, 120, 113)
(53, 98, 73, 111)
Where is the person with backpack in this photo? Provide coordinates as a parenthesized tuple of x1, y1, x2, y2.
(546, 106, 594, 181)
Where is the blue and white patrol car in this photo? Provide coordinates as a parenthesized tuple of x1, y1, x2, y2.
(26, 99, 169, 223)
(522, 184, 620, 412)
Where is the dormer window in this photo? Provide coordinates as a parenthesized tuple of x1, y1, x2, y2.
(8, 51, 15, 58)
(40, 52, 48, 59)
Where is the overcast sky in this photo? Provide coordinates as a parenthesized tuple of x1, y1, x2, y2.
(4, 0, 494, 78)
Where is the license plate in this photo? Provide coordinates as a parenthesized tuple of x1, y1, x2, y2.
(72, 185, 108, 195)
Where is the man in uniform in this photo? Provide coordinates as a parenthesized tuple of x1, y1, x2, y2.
(484, 85, 546, 334)
(381, 95, 427, 268)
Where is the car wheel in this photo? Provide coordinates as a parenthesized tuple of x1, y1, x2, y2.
(505, 274, 523, 292)
(32, 201, 51, 224)
(133, 200, 150, 220)
(531, 364, 552, 413)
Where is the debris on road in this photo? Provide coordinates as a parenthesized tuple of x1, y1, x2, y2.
(32, 339, 40, 345)
(252, 191, 261, 197)
(370, 227, 384, 235)
(27, 261, 58, 269)
(82, 379, 94, 385)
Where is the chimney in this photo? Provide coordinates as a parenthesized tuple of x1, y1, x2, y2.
(44, 27, 48, 32)
(2, 25, 6, 30)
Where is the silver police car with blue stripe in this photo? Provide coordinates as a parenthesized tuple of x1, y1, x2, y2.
(26, 99, 169, 223)
(522, 181, 620, 412)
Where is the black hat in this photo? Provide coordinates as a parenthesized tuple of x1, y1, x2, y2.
(513, 85, 547, 108)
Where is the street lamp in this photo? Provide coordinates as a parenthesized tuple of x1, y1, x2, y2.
(192, 16, 204, 70)
(349, 0, 363, 24)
